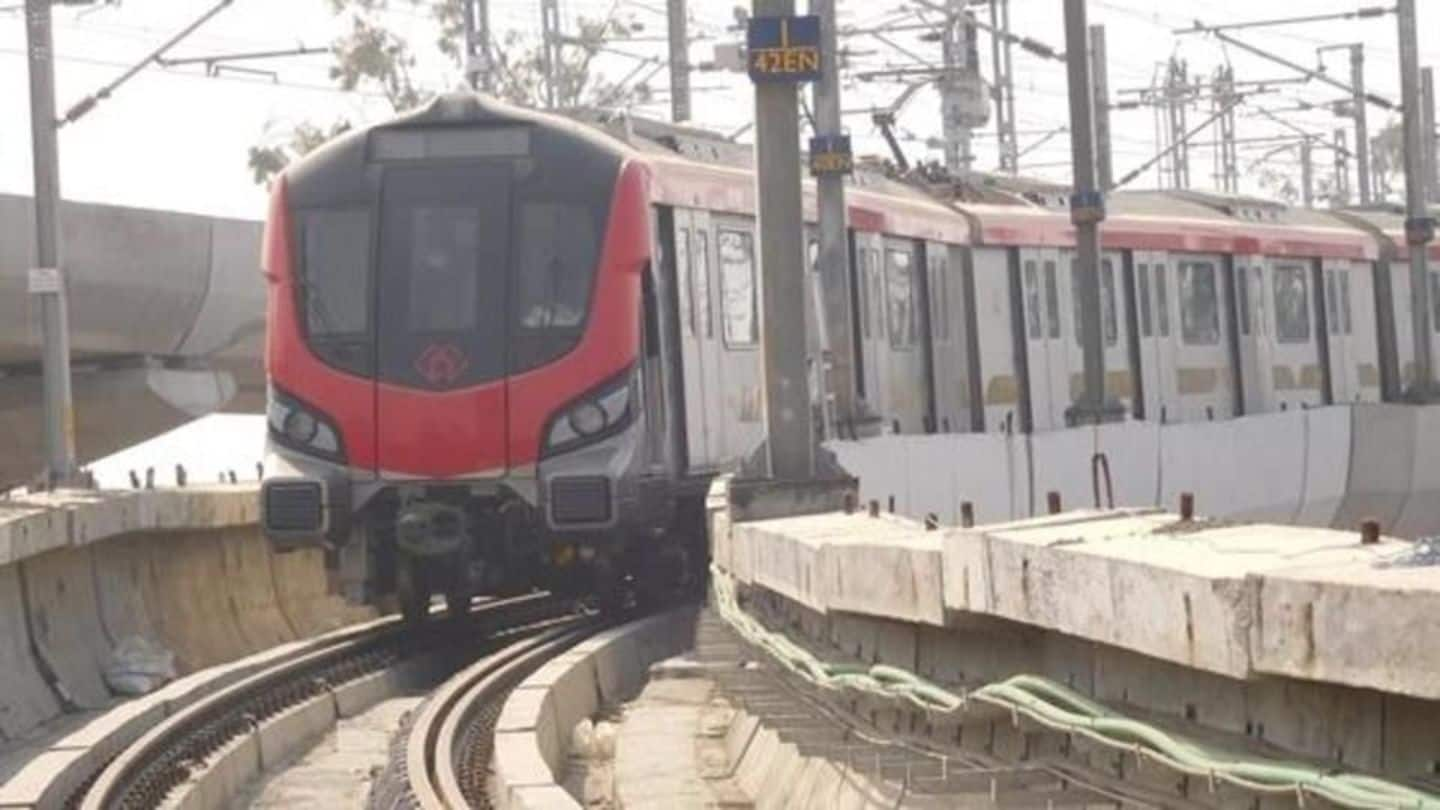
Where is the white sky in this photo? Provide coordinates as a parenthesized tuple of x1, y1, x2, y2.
(3, 0, 1439, 221)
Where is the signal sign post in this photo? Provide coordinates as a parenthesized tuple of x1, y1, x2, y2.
(749, 2, 817, 480)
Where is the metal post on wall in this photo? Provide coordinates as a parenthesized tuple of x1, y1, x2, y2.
(24, 0, 78, 487)
(1063, 0, 1122, 425)
(1089, 24, 1113, 190)
(811, 0, 849, 436)
(1397, 0, 1434, 395)
(752, 0, 815, 477)
(667, 0, 691, 121)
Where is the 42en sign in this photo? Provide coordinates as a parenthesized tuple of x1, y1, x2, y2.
(747, 15, 823, 83)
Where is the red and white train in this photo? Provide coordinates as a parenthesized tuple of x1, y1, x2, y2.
(259, 93, 1440, 615)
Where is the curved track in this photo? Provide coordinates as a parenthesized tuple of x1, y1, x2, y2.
(75, 594, 573, 810)
(403, 618, 607, 809)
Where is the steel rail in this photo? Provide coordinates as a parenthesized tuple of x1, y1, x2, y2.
(79, 592, 566, 810)
(407, 616, 608, 809)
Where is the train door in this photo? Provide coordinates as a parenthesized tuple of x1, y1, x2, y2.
(1018, 246, 1066, 430)
(712, 217, 764, 462)
(1168, 254, 1234, 421)
(1324, 259, 1380, 402)
(973, 247, 1019, 432)
(1232, 256, 1268, 413)
(852, 231, 887, 427)
(1131, 251, 1169, 421)
(1059, 251, 1129, 419)
(1268, 259, 1324, 410)
(671, 208, 718, 470)
(927, 243, 969, 432)
(882, 239, 926, 432)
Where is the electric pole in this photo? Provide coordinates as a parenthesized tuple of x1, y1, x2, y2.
(1300, 137, 1314, 208)
(1063, 0, 1117, 425)
(667, 0, 691, 121)
(990, 0, 1018, 174)
(461, 0, 493, 92)
(1212, 65, 1239, 193)
(1089, 24, 1113, 190)
(939, 2, 982, 174)
(540, 0, 561, 107)
(752, 0, 814, 477)
(812, 0, 849, 435)
(1424, 67, 1438, 204)
(1333, 128, 1350, 206)
(1398, 0, 1434, 394)
(25, 0, 78, 487)
(1166, 58, 1191, 189)
(1351, 44, 1373, 204)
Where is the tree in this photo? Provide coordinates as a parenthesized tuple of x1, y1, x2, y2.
(248, 0, 648, 186)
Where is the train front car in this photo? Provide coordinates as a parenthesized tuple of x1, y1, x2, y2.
(258, 95, 659, 620)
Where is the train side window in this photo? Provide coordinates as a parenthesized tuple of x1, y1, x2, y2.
(1155, 264, 1171, 337)
(1339, 271, 1352, 335)
(1430, 272, 1440, 332)
(1023, 260, 1041, 339)
(300, 208, 371, 337)
(718, 228, 758, 347)
(1251, 267, 1267, 336)
(1178, 260, 1221, 346)
(857, 249, 871, 339)
(677, 227, 693, 336)
(1043, 260, 1060, 339)
(869, 249, 884, 339)
(1325, 272, 1340, 336)
(1236, 265, 1251, 337)
(1272, 264, 1310, 344)
(694, 230, 713, 339)
(1137, 263, 1153, 337)
(886, 248, 916, 349)
(1102, 259, 1118, 346)
(1070, 260, 1118, 346)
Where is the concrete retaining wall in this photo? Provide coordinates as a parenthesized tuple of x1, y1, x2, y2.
(0, 487, 370, 747)
(490, 609, 700, 810)
(827, 403, 1440, 539)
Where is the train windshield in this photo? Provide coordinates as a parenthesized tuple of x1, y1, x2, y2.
(294, 124, 620, 388)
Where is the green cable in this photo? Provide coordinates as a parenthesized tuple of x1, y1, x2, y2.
(710, 568, 1439, 810)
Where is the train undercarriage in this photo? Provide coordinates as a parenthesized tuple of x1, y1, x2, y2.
(321, 484, 707, 624)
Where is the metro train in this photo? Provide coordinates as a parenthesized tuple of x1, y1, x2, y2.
(259, 92, 1440, 616)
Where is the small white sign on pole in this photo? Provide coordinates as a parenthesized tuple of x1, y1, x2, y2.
(28, 267, 62, 295)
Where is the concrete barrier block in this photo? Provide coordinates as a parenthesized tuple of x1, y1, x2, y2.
(1225, 411, 1308, 522)
(90, 533, 161, 644)
(1392, 403, 1440, 538)
(0, 503, 69, 567)
(951, 433, 1017, 525)
(1294, 405, 1352, 529)
(269, 546, 373, 638)
(1332, 405, 1415, 533)
(1252, 551, 1440, 700)
(138, 530, 256, 672)
(1030, 427, 1100, 516)
(903, 435, 955, 522)
(1158, 419, 1238, 519)
(217, 528, 297, 652)
(66, 491, 143, 546)
(20, 546, 115, 709)
(1379, 694, 1440, 780)
(0, 747, 90, 810)
(1093, 421, 1160, 510)
(0, 564, 62, 738)
(823, 530, 944, 626)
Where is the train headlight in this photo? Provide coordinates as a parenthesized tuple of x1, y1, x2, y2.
(284, 409, 319, 444)
(544, 368, 635, 457)
(568, 402, 607, 437)
(268, 385, 345, 463)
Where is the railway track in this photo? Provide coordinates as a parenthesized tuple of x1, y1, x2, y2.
(401, 616, 610, 809)
(73, 594, 578, 810)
